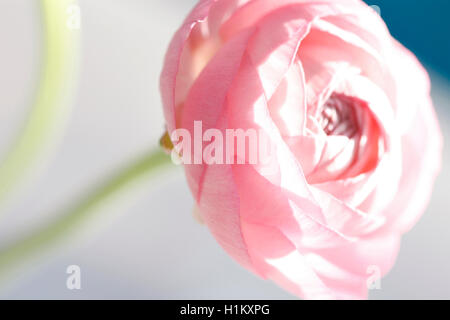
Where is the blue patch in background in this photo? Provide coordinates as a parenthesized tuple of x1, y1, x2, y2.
(364, 0, 450, 79)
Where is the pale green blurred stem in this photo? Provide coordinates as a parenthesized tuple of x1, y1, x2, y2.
(0, 1, 174, 278)
(0, 150, 172, 276)
(0, 0, 80, 206)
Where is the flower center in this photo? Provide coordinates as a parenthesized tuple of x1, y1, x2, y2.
(318, 93, 359, 138)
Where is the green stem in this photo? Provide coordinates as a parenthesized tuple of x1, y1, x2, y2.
(0, 0, 80, 207)
(0, 150, 172, 276)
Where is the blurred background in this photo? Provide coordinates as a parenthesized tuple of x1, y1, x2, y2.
(0, 0, 448, 299)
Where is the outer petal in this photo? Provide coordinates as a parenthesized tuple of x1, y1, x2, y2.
(389, 40, 433, 133)
(197, 163, 259, 275)
(160, 0, 216, 134)
(381, 95, 443, 233)
(221, 0, 361, 40)
(181, 28, 256, 200)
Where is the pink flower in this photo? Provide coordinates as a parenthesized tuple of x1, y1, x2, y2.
(160, 0, 443, 299)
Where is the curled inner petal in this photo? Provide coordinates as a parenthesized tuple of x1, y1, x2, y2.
(318, 93, 359, 138)
(300, 92, 382, 184)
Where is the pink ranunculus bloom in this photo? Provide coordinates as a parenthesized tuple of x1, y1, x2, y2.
(160, 0, 443, 299)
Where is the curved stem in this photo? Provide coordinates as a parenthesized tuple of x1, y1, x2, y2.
(0, 0, 80, 207)
(0, 150, 172, 276)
